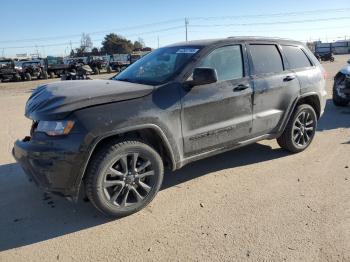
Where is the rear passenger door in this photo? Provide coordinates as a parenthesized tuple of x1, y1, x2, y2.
(247, 43, 300, 135)
(281, 45, 321, 96)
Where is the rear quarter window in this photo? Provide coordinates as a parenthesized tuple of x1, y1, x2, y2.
(282, 45, 312, 69)
(249, 44, 284, 74)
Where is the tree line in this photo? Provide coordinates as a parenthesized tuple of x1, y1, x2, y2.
(71, 33, 150, 57)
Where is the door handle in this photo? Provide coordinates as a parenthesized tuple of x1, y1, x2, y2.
(283, 75, 295, 82)
(233, 84, 249, 92)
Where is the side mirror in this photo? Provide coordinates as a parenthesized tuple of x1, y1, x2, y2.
(192, 67, 218, 86)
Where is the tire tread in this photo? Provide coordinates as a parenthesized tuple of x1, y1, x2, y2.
(85, 139, 163, 217)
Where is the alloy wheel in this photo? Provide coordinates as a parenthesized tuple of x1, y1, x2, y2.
(102, 153, 155, 207)
(292, 110, 316, 147)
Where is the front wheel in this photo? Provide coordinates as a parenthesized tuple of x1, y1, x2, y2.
(333, 76, 349, 107)
(25, 73, 31, 81)
(277, 104, 317, 153)
(85, 140, 164, 218)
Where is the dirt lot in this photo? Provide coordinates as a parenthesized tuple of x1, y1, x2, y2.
(0, 56, 349, 262)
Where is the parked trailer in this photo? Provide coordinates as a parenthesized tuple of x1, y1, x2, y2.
(46, 56, 71, 78)
(109, 54, 130, 72)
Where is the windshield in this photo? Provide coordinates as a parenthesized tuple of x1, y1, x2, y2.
(113, 46, 201, 85)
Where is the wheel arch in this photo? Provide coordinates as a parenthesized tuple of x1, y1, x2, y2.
(296, 93, 321, 119)
(278, 93, 321, 136)
(75, 124, 177, 198)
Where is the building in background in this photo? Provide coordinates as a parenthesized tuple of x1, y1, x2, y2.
(313, 40, 350, 55)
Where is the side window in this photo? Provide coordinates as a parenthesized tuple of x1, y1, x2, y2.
(282, 45, 312, 69)
(199, 45, 243, 81)
(249, 44, 284, 74)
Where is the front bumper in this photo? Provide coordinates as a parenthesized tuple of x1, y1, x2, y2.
(12, 134, 87, 198)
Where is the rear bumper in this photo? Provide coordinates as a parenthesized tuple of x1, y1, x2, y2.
(12, 134, 87, 198)
(319, 89, 327, 116)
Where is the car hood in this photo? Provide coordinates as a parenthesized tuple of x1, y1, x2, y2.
(25, 79, 154, 120)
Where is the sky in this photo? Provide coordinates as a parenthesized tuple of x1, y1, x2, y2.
(0, 0, 349, 57)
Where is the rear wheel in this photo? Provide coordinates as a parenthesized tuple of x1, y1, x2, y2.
(25, 73, 31, 81)
(41, 70, 48, 79)
(85, 139, 164, 218)
(49, 71, 55, 79)
(277, 104, 317, 153)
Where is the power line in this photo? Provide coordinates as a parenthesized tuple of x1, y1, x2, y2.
(0, 18, 184, 44)
(190, 16, 350, 27)
(0, 26, 185, 49)
(188, 25, 350, 34)
(2, 7, 350, 54)
(1, 7, 349, 44)
(191, 7, 350, 20)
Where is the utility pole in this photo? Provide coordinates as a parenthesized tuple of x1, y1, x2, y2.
(35, 45, 39, 58)
(1, 48, 4, 58)
(157, 35, 160, 48)
(185, 18, 189, 42)
(70, 41, 73, 52)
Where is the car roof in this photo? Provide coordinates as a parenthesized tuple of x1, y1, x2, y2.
(166, 36, 303, 47)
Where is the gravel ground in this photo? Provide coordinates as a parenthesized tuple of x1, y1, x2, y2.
(0, 56, 349, 262)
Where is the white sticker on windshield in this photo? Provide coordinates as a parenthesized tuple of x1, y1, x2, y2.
(176, 48, 199, 54)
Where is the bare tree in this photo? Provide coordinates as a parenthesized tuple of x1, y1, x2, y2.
(80, 33, 93, 52)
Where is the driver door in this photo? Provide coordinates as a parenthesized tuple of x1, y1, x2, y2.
(180, 44, 253, 157)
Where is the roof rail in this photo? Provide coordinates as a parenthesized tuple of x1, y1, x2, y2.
(227, 36, 294, 41)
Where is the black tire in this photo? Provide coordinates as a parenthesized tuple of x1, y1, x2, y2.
(25, 73, 31, 81)
(330, 57, 335, 62)
(333, 78, 349, 107)
(85, 139, 164, 218)
(277, 104, 317, 153)
(49, 71, 55, 79)
(93, 67, 100, 75)
(41, 70, 48, 80)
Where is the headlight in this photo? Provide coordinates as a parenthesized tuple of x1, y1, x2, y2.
(36, 120, 75, 136)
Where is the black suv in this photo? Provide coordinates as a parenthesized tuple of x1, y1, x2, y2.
(13, 37, 327, 217)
